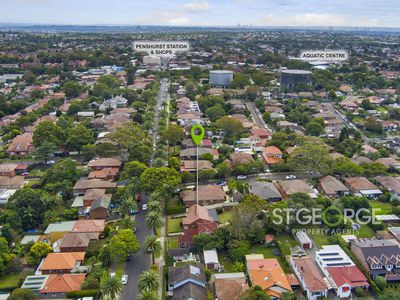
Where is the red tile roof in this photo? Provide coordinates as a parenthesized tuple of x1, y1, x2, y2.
(40, 274, 86, 293)
(326, 266, 369, 288)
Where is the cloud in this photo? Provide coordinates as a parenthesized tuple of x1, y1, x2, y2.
(136, 10, 191, 25)
(184, 0, 210, 12)
(255, 13, 382, 27)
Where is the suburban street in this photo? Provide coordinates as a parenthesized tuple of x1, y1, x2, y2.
(120, 78, 168, 299)
(119, 194, 152, 300)
(150, 77, 169, 166)
(245, 101, 274, 133)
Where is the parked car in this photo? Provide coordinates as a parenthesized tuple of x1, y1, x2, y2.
(142, 204, 148, 211)
(285, 175, 297, 180)
(121, 275, 128, 285)
(46, 160, 55, 165)
(237, 175, 247, 180)
(216, 181, 227, 186)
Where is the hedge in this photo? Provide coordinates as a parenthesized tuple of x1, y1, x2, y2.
(66, 289, 99, 298)
(0, 285, 18, 293)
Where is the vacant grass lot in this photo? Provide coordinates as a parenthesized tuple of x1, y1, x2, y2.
(370, 200, 393, 215)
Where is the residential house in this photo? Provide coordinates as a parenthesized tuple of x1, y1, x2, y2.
(44, 221, 75, 243)
(210, 273, 248, 300)
(179, 205, 217, 248)
(0, 163, 19, 177)
(181, 185, 226, 207)
(0, 176, 25, 189)
(99, 95, 128, 111)
(275, 179, 318, 199)
(87, 157, 122, 171)
(251, 127, 272, 140)
(89, 197, 111, 220)
(168, 264, 207, 300)
(180, 147, 218, 160)
(291, 256, 328, 300)
(7, 133, 35, 156)
(375, 176, 400, 201)
(246, 254, 292, 299)
(59, 232, 98, 252)
(351, 238, 400, 281)
(40, 252, 85, 274)
(344, 177, 382, 198)
(248, 181, 282, 202)
(73, 179, 116, 195)
(180, 160, 213, 173)
(230, 152, 254, 167)
(316, 245, 369, 298)
(376, 158, 400, 171)
(262, 146, 283, 165)
(318, 175, 350, 198)
(22, 274, 86, 297)
(88, 168, 119, 181)
(71, 220, 105, 235)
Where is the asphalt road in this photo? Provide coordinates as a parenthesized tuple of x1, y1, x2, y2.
(150, 78, 168, 166)
(120, 195, 152, 300)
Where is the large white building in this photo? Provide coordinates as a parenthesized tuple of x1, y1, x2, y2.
(209, 70, 233, 87)
(316, 245, 354, 269)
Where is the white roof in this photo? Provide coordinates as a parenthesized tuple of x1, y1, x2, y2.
(21, 235, 41, 245)
(376, 215, 400, 221)
(203, 248, 219, 264)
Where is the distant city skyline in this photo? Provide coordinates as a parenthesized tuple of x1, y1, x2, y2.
(1, 0, 399, 28)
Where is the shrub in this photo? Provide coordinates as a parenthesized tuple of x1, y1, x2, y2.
(374, 276, 387, 290)
(66, 289, 99, 298)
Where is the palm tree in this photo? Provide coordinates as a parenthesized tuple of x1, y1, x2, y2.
(145, 210, 162, 235)
(137, 290, 158, 300)
(101, 275, 123, 300)
(143, 235, 162, 264)
(147, 200, 161, 214)
(119, 196, 137, 217)
(138, 270, 159, 292)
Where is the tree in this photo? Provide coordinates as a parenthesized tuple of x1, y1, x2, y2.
(9, 188, 49, 231)
(62, 80, 83, 98)
(101, 275, 123, 300)
(121, 161, 148, 180)
(168, 157, 180, 171)
(379, 287, 400, 300)
(0, 237, 11, 274)
(35, 141, 57, 162)
(140, 167, 181, 194)
(365, 117, 383, 133)
(137, 290, 158, 300)
(7, 288, 37, 300)
(108, 229, 140, 263)
(119, 196, 137, 217)
(138, 270, 159, 292)
(374, 276, 387, 290)
(216, 116, 244, 138)
(27, 242, 53, 265)
(161, 124, 184, 146)
(239, 286, 271, 300)
(216, 161, 232, 178)
(145, 211, 162, 235)
(66, 124, 94, 152)
(228, 240, 250, 262)
(143, 235, 161, 264)
(287, 137, 331, 174)
(45, 158, 79, 184)
(331, 157, 363, 175)
(33, 120, 65, 148)
(205, 105, 226, 121)
(305, 122, 324, 136)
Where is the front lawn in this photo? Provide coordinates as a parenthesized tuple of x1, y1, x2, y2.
(168, 237, 179, 249)
(168, 218, 182, 234)
(0, 274, 19, 290)
(370, 200, 393, 215)
(218, 210, 233, 224)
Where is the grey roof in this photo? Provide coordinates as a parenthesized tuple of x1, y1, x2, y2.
(173, 282, 207, 300)
(168, 264, 206, 289)
(249, 181, 282, 200)
(90, 197, 111, 211)
(20, 235, 41, 245)
(44, 221, 75, 234)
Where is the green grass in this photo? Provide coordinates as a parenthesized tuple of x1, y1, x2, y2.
(275, 233, 298, 255)
(0, 274, 19, 290)
(168, 237, 179, 249)
(370, 200, 393, 215)
(167, 218, 182, 233)
(218, 211, 233, 224)
(355, 224, 375, 238)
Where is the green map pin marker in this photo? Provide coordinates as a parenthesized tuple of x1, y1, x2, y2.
(190, 124, 205, 146)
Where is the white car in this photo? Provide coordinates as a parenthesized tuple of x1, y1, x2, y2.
(237, 175, 247, 180)
(121, 275, 128, 285)
(285, 175, 297, 180)
(142, 204, 148, 211)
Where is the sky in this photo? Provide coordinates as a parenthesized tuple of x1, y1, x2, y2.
(0, 0, 399, 28)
